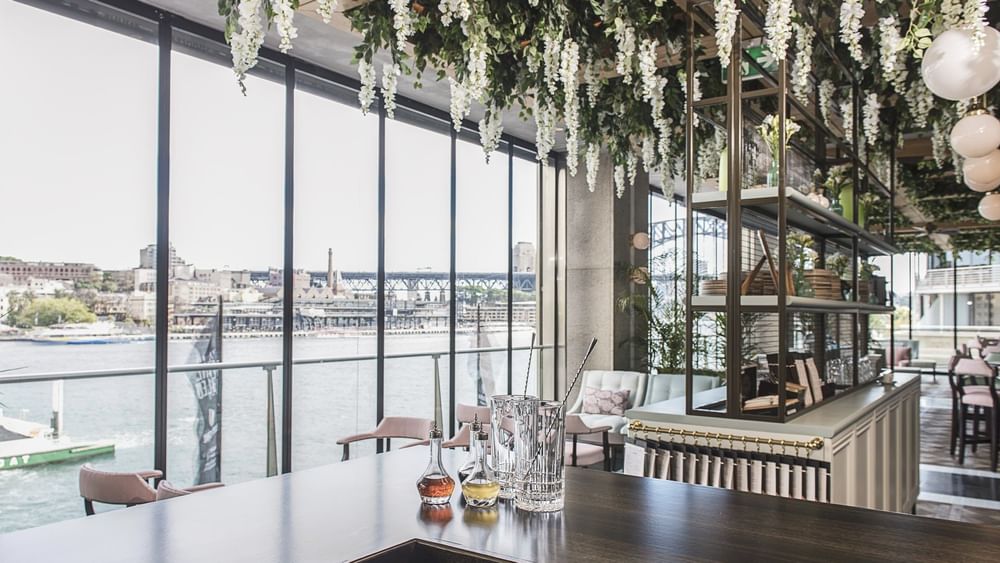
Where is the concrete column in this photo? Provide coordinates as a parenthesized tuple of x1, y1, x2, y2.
(565, 150, 649, 399)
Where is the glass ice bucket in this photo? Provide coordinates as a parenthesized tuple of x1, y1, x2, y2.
(490, 395, 535, 500)
(513, 399, 565, 512)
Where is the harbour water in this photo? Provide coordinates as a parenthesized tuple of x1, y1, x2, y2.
(0, 330, 537, 533)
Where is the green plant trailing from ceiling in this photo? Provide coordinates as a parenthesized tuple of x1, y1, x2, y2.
(215, 0, 993, 208)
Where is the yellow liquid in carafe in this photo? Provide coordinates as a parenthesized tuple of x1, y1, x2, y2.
(462, 480, 500, 506)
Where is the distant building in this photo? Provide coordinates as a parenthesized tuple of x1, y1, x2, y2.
(133, 268, 156, 292)
(91, 293, 129, 321)
(127, 292, 157, 323)
(195, 269, 253, 290)
(513, 242, 536, 273)
(269, 268, 311, 289)
(0, 258, 98, 283)
(171, 279, 218, 305)
(139, 244, 185, 269)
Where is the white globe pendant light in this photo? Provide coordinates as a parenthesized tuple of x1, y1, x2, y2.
(979, 192, 1000, 221)
(922, 28, 1000, 101)
(963, 149, 1000, 186)
(965, 175, 1000, 192)
(951, 110, 1000, 159)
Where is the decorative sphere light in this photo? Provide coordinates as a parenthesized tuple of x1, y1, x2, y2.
(951, 110, 1000, 159)
(979, 192, 1000, 221)
(965, 175, 1000, 192)
(922, 28, 1000, 101)
(963, 149, 1000, 186)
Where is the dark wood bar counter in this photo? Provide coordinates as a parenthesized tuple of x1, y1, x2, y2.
(2, 447, 997, 562)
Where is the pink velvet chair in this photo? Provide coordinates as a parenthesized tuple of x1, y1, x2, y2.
(79, 464, 160, 515)
(565, 414, 611, 471)
(442, 404, 492, 450)
(953, 357, 1000, 470)
(155, 480, 225, 501)
(336, 416, 433, 461)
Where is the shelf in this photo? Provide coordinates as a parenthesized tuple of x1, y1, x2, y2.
(691, 294, 895, 314)
(690, 187, 899, 256)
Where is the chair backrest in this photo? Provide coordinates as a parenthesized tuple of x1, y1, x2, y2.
(79, 464, 157, 508)
(569, 370, 647, 414)
(376, 416, 434, 440)
(155, 481, 190, 501)
(885, 346, 911, 367)
(642, 373, 720, 405)
(455, 404, 491, 425)
(954, 357, 994, 378)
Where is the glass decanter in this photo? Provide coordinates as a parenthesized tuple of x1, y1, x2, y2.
(458, 415, 483, 483)
(461, 428, 500, 508)
(416, 425, 455, 505)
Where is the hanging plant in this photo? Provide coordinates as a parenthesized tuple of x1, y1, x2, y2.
(714, 0, 739, 69)
(818, 80, 835, 127)
(791, 23, 815, 105)
(839, 0, 866, 66)
(862, 91, 880, 151)
(764, 0, 794, 61)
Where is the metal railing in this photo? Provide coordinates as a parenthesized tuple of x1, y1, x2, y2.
(0, 344, 551, 385)
(917, 264, 1000, 293)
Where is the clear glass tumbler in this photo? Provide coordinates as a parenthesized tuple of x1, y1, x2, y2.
(490, 394, 535, 500)
(514, 399, 565, 512)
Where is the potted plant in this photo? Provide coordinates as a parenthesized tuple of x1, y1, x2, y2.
(822, 164, 851, 216)
(787, 232, 816, 297)
(756, 115, 801, 189)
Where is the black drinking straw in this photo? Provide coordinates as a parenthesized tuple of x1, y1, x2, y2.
(523, 332, 536, 397)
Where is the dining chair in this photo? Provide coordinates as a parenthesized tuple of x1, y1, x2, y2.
(79, 464, 160, 515)
(442, 404, 491, 450)
(953, 357, 1000, 470)
(336, 416, 434, 461)
(565, 414, 611, 471)
(155, 480, 226, 501)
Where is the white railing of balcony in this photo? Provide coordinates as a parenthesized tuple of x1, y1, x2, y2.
(916, 264, 1000, 293)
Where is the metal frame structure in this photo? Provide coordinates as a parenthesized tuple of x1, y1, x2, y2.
(18, 0, 561, 478)
(682, 2, 897, 422)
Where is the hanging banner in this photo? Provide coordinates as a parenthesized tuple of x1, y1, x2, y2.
(187, 306, 222, 484)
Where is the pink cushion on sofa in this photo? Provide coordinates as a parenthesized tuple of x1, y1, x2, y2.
(582, 387, 631, 416)
(886, 346, 911, 367)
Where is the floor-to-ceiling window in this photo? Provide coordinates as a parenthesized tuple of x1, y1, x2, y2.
(291, 72, 378, 468)
(511, 153, 541, 396)
(455, 137, 508, 407)
(0, 0, 157, 529)
(383, 114, 452, 427)
(167, 31, 285, 486)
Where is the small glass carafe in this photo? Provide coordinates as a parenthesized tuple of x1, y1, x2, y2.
(461, 428, 500, 508)
(416, 425, 455, 505)
(458, 415, 483, 483)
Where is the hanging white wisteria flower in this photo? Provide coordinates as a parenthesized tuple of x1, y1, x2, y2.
(818, 80, 835, 126)
(625, 152, 638, 192)
(862, 92, 880, 150)
(877, 16, 904, 91)
(942, 0, 964, 28)
(315, 0, 337, 24)
(357, 60, 376, 115)
(230, 0, 264, 93)
(905, 80, 932, 128)
(839, 0, 865, 66)
(466, 33, 489, 100)
(272, 0, 298, 53)
(714, 0, 739, 69)
(764, 0, 794, 61)
(639, 39, 661, 106)
(791, 23, 815, 105)
(614, 19, 637, 84)
(448, 77, 471, 130)
(964, 0, 989, 54)
(560, 38, 581, 176)
(613, 163, 626, 198)
(840, 98, 854, 140)
(585, 143, 600, 192)
(479, 107, 503, 161)
(543, 34, 562, 98)
(534, 101, 557, 161)
(641, 135, 656, 173)
(678, 69, 703, 126)
(381, 63, 400, 119)
(438, 0, 470, 27)
(388, 0, 415, 47)
(583, 53, 601, 108)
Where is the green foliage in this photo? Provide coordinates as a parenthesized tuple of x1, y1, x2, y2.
(8, 297, 97, 328)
